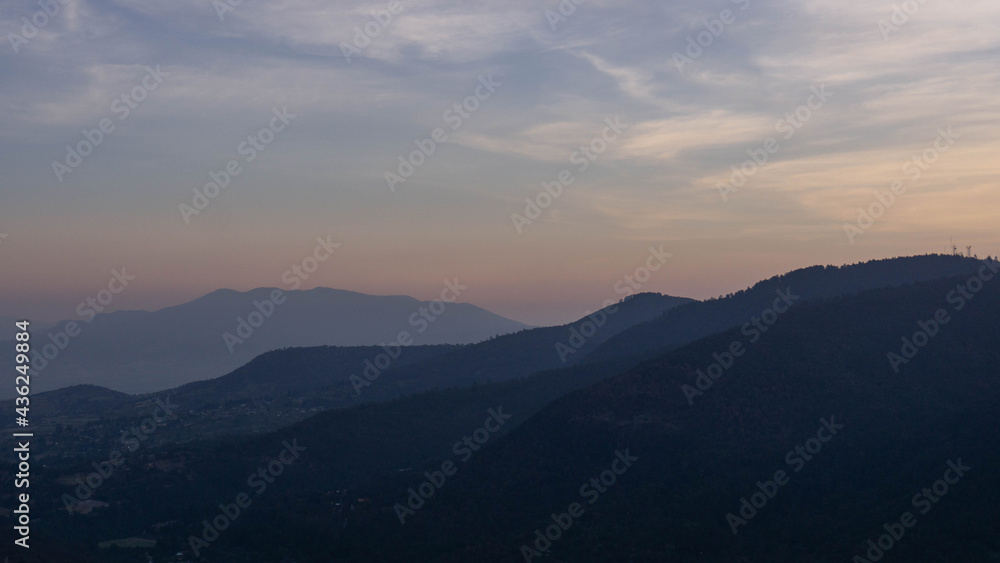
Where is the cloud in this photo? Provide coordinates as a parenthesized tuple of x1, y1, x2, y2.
(1, 0, 999, 325)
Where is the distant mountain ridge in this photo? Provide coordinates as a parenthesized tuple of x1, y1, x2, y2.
(7, 255, 989, 433)
(21, 262, 1000, 562)
(317, 268, 1000, 562)
(0, 293, 694, 442)
(0, 287, 530, 397)
(587, 254, 994, 364)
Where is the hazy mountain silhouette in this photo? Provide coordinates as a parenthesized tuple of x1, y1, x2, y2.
(0, 293, 692, 442)
(0, 287, 529, 397)
(5, 255, 988, 441)
(163, 291, 692, 411)
(16, 256, 1000, 562)
(109, 270, 996, 562)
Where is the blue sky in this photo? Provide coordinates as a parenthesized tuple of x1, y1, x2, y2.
(1, 0, 998, 325)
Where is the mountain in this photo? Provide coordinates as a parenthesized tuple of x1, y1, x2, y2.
(0, 287, 530, 397)
(0, 293, 691, 448)
(12, 356, 634, 563)
(4, 255, 986, 456)
(0, 346, 462, 457)
(3, 384, 132, 419)
(587, 254, 992, 365)
(313, 269, 1000, 562)
(12, 258, 1000, 562)
(160, 291, 693, 410)
(8, 254, 980, 410)
(351, 292, 695, 400)
(0, 293, 697, 561)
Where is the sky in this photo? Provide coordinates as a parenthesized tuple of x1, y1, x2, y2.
(1, 0, 998, 326)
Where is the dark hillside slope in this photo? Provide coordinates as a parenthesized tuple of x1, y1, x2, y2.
(0, 293, 691, 443)
(586, 254, 992, 365)
(359, 292, 693, 399)
(10, 259, 1000, 562)
(284, 268, 1000, 562)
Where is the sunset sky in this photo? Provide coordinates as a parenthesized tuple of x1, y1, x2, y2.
(1, 0, 998, 326)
